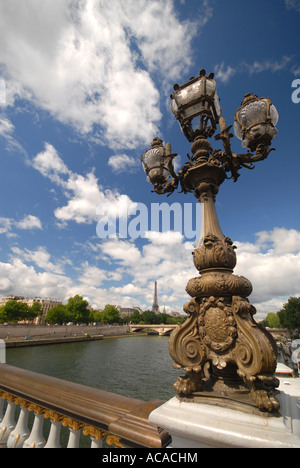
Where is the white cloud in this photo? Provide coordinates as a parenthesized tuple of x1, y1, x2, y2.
(0, 116, 14, 137)
(99, 231, 195, 310)
(213, 56, 293, 85)
(122, 0, 196, 79)
(0, 0, 198, 150)
(15, 215, 42, 231)
(0, 217, 12, 235)
(234, 227, 300, 318)
(10, 246, 65, 275)
(0, 78, 5, 104)
(255, 227, 300, 255)
(32, 143, 69, 182)
(96, 227, 300, 316)
(54, 171, 107, 224)
(0, 114, 23, 152)
(33, 142, 138, 226)
(0, 214, 42, 236)
(243, 56, 292, 75)
(214, 62, 236, 84)
(108, 154, 139, 173)
(79, 261, 122, 287)
(285, 0, 300, 12)
(1, 226, 299, 316)
(0, 256, 73, 301)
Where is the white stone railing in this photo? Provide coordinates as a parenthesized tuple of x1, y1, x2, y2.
(0, 364, 170, 448)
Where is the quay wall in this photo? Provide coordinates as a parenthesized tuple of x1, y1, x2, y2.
(0, 323, 130, 347)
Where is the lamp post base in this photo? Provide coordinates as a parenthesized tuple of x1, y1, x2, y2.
(148, 395, 300, 448)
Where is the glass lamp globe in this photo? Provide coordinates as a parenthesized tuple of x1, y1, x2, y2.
(141, 138, 171, 186)
(170, 69, 222, 141)
(234, 93, 279, 150)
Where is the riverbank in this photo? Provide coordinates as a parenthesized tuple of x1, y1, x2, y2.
(0, 323, 132, 348)
(4, 334, 105, 348)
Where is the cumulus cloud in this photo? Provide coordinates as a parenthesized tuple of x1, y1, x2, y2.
(32, 142, 136, 225)
(235, 227, 300, 317)
(10, 246, 65, 275)
(0, 214, 42, 236)
(108, 154, 139, 173)
(0, 256, 73, 300)
(99, 231, 195, 309)
(213, 56, 294, 85)
(32, 143, 69, 182)
(15, 215, 42, 231)
(0, 114, 24, 152)
(0, 217, 12, 235)
(285, 0, 300, 12)
(243, 56, 292, 75)
(0, 0, 197, 149)
(0, 226, 300, 316)
(95, 227, 300, 315)
(214, 62, 236, 84)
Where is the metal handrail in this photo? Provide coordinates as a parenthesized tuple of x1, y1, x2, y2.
(0, 363, 170, 448)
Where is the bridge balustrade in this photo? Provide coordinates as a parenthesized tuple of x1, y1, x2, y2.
(0, 364, 170, 448)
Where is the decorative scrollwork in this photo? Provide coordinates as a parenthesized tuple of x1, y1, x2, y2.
(235, 341, 254, 374)
(169, 298, 206, 374)
(232, 296, 280, 411)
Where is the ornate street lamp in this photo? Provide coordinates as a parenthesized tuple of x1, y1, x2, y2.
(141, 69, 280, 413)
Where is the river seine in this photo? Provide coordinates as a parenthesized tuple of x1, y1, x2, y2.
(6, 335, 180, 402)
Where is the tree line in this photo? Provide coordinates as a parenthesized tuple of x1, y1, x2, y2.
(2, 295, 300, 330)
(0, 295, 185, 325)
(262, 296, 300, 332)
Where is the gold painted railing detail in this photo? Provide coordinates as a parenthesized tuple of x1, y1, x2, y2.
(0, 364, 170, 449)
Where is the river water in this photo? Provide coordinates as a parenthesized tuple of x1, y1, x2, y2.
(6, 335, 180, 402)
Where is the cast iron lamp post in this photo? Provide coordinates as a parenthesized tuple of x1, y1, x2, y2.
(142, 69, 280, 413)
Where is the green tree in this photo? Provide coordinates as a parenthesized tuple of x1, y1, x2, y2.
(45, 304, 69, 324)
(0, 306, 7, 323)
(101, 304, 120, 324)
(3, 300, 29, 322)
(129, 310, 141, 323)
(66, 295, 90, 323)
(139, 310, 159, 324)
(278, 297, 300, 330)
(91, 310, 104, 322)
(29, 302, 43, 320)
(265, 312, 282, 329)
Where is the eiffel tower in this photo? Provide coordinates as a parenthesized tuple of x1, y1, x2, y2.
(151, 280, 159, 313)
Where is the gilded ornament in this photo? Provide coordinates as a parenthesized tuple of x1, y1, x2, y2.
(62, 417, 83, 431)
(44, 410, 63, 422)
(106, 434, 123, 448)
(83, 425, 106, 441)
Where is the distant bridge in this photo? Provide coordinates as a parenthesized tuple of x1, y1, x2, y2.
(129, 324, 177, 336)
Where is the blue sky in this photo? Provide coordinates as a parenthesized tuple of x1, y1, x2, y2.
(0, 0, 300, 318)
